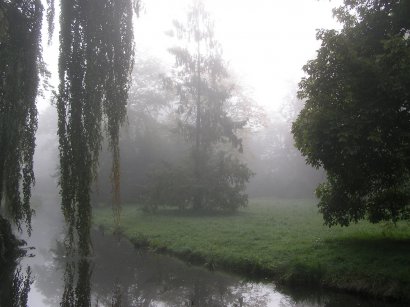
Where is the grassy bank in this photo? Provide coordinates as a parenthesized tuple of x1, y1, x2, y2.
(94, 199, 410, 301)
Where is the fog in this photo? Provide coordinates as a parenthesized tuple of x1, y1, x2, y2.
(31, 0, 332, 290)
(34, 62, 322, 206)
(37, 0, 339, 202)
(133, 0, 342, 113)
(5, 0, 407, 306)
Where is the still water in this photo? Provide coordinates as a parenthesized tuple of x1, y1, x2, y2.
(5, 196, 403, 306)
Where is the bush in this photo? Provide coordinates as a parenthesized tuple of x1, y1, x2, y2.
(144, 151, 253, 212)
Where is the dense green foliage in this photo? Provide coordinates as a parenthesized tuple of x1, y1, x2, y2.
(146, 0, 252, 212)
(57, 0, 138, 254)
(0, 0, 43, 234)
(95, 199, 410, 301)
(292, 0, 410, 226)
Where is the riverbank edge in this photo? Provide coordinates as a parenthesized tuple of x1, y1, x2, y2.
(99, 226, 409, 303)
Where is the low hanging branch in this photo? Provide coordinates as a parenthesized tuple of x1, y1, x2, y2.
(46, 0, 54, 45)
(57, 0, 137, 256)
(0, 0, 43, 235)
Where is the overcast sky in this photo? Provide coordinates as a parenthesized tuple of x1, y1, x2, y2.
(40, 0, 343, 114)
(133, 0, 343, 112)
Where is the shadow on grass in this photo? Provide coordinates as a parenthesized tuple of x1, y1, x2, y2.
(316, 236, 410, 301)
(325, 236, 410, 258)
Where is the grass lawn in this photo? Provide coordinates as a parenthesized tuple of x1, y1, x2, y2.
(93, 198, 410, 301)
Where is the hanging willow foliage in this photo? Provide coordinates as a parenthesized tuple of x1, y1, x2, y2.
(0, 0, 43, 234)
(46, 0, 55, 45)
(57, 0, 138, 255)
(60, 259, 92, 307)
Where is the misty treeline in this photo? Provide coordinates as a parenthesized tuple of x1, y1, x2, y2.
(90, 2, 323, 213)
(91, 61, 323, 209)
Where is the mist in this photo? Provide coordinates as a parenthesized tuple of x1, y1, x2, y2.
(1, 0, 409, 306)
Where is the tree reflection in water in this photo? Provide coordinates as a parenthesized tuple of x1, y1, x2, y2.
(2, 217, 403, 307)
(0, 265, 33, 307)
(61, 259, 92, 307)
(33, 230, 273, 306)
(29, 229, 401, 307)
(0, 220, 34, 307)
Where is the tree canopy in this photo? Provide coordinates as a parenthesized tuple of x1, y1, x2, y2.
(292, 0, 410, 226)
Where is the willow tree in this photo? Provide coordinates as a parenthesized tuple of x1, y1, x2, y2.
(0, 1, 43, 236)
(57, 0, 139, 255)
(0, 3, 43, 306)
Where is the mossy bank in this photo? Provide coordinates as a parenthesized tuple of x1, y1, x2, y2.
(94, 199, 410, 302)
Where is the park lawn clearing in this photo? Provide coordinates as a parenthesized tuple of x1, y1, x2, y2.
(93, 198, 410, 301)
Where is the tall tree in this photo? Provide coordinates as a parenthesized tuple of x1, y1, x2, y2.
(148, 0, 252, 212)
(292, 0, 410, 226)
(169, 1, 244, 150)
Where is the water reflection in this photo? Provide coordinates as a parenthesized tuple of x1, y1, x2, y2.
(26, 229, 401, 307)
(7, 195, 403, 307)
(32, 230, 277, 306)
(60, 259, 92, 307)
(0, 221, 33, 307)
(0, 264, 32, 307)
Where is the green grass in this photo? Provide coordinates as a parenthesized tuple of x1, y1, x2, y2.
(93, 198, 410, 301)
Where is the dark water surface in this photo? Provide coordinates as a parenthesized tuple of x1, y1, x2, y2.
(6, 197, 403, 306)
(24, 231, 401, 307)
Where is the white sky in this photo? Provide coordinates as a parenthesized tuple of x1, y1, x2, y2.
(39, 0, 343, 113)
(133, 0, 343, 112)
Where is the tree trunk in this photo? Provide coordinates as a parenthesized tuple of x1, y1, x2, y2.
(193, 38, 202, 210)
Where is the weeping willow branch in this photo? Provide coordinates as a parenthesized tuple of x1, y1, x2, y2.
(57, 0, 135, 256)
(61, 259, 92, 307)
(46, 0, 55, 45)
(0, 0, 43, 235)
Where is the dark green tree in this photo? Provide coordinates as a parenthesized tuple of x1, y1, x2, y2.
(147, 0, 252, 212)
(292, 0, 410, 226)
